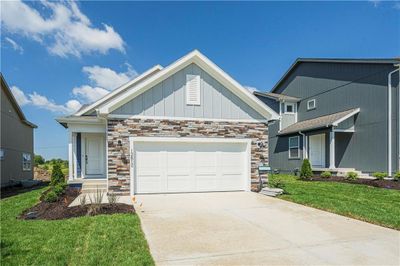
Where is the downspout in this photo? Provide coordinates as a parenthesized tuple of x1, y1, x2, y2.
(299, 131, 307, 160)
(388, 66, 400, 176)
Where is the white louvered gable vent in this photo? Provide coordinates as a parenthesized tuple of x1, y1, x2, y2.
(186, 74, 201, 105)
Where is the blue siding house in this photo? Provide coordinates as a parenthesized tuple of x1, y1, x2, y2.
(256, 59, 400, 176)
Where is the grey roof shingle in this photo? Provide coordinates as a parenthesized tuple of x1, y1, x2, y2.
(254, 91, 301, 102)
(278, 108, 360, 135)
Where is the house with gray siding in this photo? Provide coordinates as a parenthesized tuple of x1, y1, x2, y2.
(1, 74, 37, 187)
(255, 58, 400, 176)
(57, 50, 279, 195)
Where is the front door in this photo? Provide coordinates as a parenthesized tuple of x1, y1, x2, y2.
(309, 134, 325, 167)
(84, 134, 105, 176)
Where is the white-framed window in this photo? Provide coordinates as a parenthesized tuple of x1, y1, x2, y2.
(186, 74, 201, 105)
(0, 149, 4, 160)
(284, 103, 295, 114)
(22, 153, 32, 171)
(288, 136, 300, 159)
(307, 99, 316, 110)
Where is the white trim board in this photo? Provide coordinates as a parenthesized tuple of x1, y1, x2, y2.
(99, 50, 279, 120)
(108, 114, 269, 123)
(129, 136, 252, 195)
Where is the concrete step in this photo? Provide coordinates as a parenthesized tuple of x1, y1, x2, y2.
(259, 187, 284, 197)
(81, 179, 107, 193)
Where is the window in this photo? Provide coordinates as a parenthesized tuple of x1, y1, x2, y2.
(289, 136, 300, 159)
(284, 103, 295, 114)
(22, 153, 32, 171)
(0, 149, 4, 160)
(307, 99, 316, 110)
(186, 74, 201, 105)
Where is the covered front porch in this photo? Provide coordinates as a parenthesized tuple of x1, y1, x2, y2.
(57, 117, 107, 182)
(280, 108, 360, 170)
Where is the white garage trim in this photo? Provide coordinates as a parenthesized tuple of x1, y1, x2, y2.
(129, 137, 252, 195)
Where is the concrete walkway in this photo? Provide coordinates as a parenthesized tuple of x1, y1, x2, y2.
(134, 192, 399, 265)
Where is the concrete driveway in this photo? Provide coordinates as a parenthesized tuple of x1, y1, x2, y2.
(134, 192, 399, 265)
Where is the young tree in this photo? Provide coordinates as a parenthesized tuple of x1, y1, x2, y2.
(51, 163, 65, 185)
(34, 155, 45, 166)
(300, 159, 313, 179)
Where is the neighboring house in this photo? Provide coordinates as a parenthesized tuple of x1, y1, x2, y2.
(57, 50, 279, 195)
(1, 74, 37, 187)
(255, 59, 400, 176)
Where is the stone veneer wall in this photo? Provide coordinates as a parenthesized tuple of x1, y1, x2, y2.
(107, 118, 268, 194)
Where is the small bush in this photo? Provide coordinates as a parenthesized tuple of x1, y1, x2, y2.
(43, 191, 58, 202)
(88, 188, 104, 215)
(320, 171, 332, 178)
(372, 172, 388, 180)
(394, 172, 400, 181)
(51, 163, 65, 186)
(300, 159, 313, 179)
(79, 194, 87, 207)
(346, 171, 358, 180)
(269, 177, 286, 190)
(107, 193, 119, 205)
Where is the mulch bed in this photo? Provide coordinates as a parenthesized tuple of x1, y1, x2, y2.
(19, 188, 135, 220)
(307, 176, 400, 190)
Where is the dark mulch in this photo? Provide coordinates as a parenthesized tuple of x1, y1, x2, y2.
(1, 182, 49, 199)
(307, 176, 400, 190)
(20, 188, 135, 220)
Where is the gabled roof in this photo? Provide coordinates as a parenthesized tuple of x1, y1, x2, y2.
(254, 91, 301, 102)
(97, 50, 279, 120)
(1, 74, 37, 128)
(74, 65, 163, 116)
(271, 58, 400, 93)
(278, 108, 360, 135)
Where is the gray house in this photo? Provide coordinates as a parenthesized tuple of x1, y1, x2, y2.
(1, 74, 37, 187)
(255, 59, 400, 176)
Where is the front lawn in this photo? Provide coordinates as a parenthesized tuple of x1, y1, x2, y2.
(271, 174, 400, 230)
(1, 188, 154, 265)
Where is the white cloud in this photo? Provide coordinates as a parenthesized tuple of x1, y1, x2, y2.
(244, 86, 259, 93)
(72, 85, 109, 103)
(10, 86, 81, 114)
(5, 37, 24, 54)
(82, 63, 137, 90)
(11, 86, 31, 106)
(1, 0, 124, 57)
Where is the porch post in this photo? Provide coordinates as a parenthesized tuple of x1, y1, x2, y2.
(329, 129, 335, 169)
(68, 130, 73, 181)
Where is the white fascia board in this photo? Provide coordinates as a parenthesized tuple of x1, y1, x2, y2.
(332, 108, 360, 126)
(56, 116, 105, 125)
(74, 65, 163, 116)
(99, 50, 280, 120)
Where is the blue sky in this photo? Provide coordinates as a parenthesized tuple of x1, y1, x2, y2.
(1, 1, 399, 159)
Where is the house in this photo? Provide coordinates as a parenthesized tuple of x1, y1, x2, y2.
(255, 59, 400, 176)
(1, 74, 37, 187)
(56, 50, 279, 195)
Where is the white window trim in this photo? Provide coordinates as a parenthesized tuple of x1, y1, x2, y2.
(288, 136, 300, 159)
(22, 153, 32, 171)
(186, 74, 201, 105)
(284, 103, 295, 114)
(307, 99, 316, 110)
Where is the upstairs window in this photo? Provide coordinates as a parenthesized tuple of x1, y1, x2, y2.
(186, 74, 201, 105)
(307, 99, 316, 110)
(22, 153, 32, 171)
(284, 103, 295, 114)
(288, 136, 300, 159)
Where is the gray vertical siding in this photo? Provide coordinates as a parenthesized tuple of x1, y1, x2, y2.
(264, 62, 399, 173)
(112, 63, 265, 121)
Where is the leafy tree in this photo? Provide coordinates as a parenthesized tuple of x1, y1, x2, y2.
(34, 155, 45, 166)
(300, 159, 313, 179)
(51, 163, 65, 185)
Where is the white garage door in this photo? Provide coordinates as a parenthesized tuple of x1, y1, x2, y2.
(132, 140, 249, 194)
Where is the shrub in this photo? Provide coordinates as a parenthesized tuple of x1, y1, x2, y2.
(300, 159, 313, 179)
(346, 171, 358, 180)
(88, 188, 104, 215)
(268, 177, 286, 190)
(394, 172, 400, 181)
(372, 172, 388, 180)
(34, 155, 45, 166)
(43, 191, 58, 202)
(51, 163, 65, 186)
(107, 193, 119, 205)
(53, 183, 66, 196)
(79, 194, 87, 207)
(320, 171, 332, 178)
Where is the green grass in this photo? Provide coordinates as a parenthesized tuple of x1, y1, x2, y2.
(1, 188, 154, 266)
(271, 174, 400, 230)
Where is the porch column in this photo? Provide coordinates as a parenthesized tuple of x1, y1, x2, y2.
(68, 130, 73, 181)
(329, 130, 335, 169)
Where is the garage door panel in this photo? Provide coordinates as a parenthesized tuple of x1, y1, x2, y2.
(134, 140, 248, 194)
